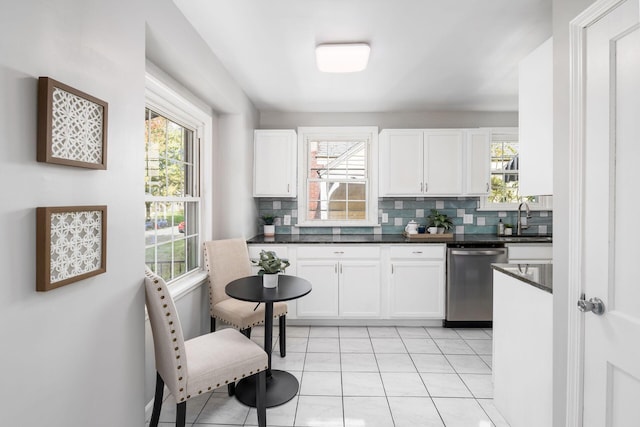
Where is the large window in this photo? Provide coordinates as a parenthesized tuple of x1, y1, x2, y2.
(144, 108, 200, 281)
(480, 129, 550, 210)
(297, 127, 378, 227)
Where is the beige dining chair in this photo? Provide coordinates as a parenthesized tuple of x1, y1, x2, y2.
(145, 268, 267, 427)
(203, 238, 288, 356)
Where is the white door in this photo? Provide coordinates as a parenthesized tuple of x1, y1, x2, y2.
(296, 260, 339, 317)
(582, 0, 640, 425)
(423, 130, 463, 195)
(389, 260, 445, 318)
(379, 129, 424, 196)
(339, 260, 381, 317)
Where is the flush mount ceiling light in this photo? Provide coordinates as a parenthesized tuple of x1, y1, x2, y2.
(315, 43, 370, 73)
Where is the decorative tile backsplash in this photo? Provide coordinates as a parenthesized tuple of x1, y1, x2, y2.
(256, 197, 553, 236)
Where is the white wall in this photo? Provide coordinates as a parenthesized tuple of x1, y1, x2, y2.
(551, 0, 596, 426)
(0, 1, 145, 426)
(146, 0, 260, 242)
(260, 110, 518, 129)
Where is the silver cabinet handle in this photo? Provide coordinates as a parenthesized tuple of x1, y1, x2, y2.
(334, 251, 344, 254)
(486, 182, 489, 192)
(391, 265, 394, 274)
(340, 264, 343, 274)
(420, 182, 423, 192)
(412, 251, 423, 254)
(287, 184, 290, 193)
(335, 264, 338, 273)
(425, 182, 428, 192)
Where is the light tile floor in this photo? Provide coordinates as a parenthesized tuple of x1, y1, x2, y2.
(146, 326, 509, 427)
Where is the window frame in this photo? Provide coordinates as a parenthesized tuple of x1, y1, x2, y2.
(296, 126, 379, 227)
(145, 70, 213, 285)
(478, 127, 552, 211)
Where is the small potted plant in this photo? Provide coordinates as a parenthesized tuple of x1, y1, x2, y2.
(252, 250, 290, 288)
(504, 223, 513, 236)
(427, 209, 454, 234)
(261, 214, 276, 237)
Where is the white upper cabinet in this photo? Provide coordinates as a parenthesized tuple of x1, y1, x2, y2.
(519, 37, 553, 196)
(253, 129, 297, 197)
(379, 129, 424, 195)
(464, 129, 491, 195)
(423, 129, 463, 195)
(380, 128, 485, 196)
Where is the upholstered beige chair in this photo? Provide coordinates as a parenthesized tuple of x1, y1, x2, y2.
(145, 268, 267, 427)
(203, 238, 288, 356)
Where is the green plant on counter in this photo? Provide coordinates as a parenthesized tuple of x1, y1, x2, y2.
(260, 214, 276, 225)
(252, 250, 290, 275)
(427, 209, 454, 231)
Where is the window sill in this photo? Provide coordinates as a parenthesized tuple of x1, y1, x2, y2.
(295, 222, 381, 228)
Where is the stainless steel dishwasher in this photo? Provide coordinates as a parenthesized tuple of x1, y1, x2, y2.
(444, 243, 507, 327)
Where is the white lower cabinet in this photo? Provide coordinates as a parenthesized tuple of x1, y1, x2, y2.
(295, 246, 381, 319)
(507, 243, 552, 264)
(388, 245, 446, 318)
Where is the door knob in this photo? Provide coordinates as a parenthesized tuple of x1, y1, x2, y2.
(577, 295, 605, 315)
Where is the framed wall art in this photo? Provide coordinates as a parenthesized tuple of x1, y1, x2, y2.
(37, 77, 108, 169)
(36, 206, 107, 292)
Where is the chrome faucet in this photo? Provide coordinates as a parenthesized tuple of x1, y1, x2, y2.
(517, 201, 531, 236)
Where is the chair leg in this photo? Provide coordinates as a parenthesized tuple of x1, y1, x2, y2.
(149, 372, 164, 427)
(176, 401, 186, 427)
(210, 316, 216, 333)
(256, 370, 267, 427)
(241, 327, 252, 338)
(279, 315, 286, 357)
(227, 382, 235, 396)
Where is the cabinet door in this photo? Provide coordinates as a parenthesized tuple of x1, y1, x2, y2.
(339, 260, 381, 317)
(519, 38, 553, 196)
(465, 129, 491, 195)
(423, 130, 463, 195)
(296, 260, 339, 317)
(389, 261, 445, 318)
(379, 129, 424, 196)
(253, 130, 297, 197)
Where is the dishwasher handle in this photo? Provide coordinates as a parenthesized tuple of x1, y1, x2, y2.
(449, 249, 507, 256)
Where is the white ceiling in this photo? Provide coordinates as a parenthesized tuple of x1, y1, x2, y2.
(174, 0, 552, 113)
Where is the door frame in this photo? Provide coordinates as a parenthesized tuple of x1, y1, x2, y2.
(566, 0, 630, 425)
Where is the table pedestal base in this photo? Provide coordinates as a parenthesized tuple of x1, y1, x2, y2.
(235, 370, 298, 408)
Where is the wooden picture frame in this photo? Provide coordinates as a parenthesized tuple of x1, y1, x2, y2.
(37, 77, 108, 169)
(36, 206, 107, 292)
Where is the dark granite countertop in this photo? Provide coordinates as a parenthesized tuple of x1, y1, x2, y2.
(247, 234, 552, 245)
(492, 263, 553, 293)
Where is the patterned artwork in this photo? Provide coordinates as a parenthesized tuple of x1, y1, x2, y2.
(36, 206, 107, 291)
(49, 210, 103, 284)
(37, 77, 108, 169)
(50, 87, 104, 164)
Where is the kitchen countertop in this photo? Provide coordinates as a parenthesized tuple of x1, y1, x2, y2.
(492, 263, 553, 293)
(247, 234, 552, 245)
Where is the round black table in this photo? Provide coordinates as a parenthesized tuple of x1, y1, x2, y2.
(225, 274, 312, 408)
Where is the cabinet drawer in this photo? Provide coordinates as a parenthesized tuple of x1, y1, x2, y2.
(390, 245, 445, 259)
(248, 245, 289, 259)
(297, 245, 380, 259)
(507, 244, 552, 260)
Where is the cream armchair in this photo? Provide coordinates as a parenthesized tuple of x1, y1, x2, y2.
(203, 238, 288, 356)
(145, 268, 267, 427)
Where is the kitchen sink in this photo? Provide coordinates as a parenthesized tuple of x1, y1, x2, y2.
(499, 236, 552, 243)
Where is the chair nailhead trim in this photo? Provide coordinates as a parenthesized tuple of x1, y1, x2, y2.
(179, 377, 183, 381)
(187, 395, 191, 399)
(198, 391, 202, 394)
(217, 383, 220, 387)
(179, 388, 183, 392)
(180, 398, 184, 402)
(208, 387, 212, 391)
